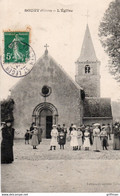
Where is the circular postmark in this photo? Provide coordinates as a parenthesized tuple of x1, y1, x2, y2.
(1, 41, 36, 78)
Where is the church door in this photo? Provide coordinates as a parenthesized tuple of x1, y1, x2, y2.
(46, 116, 52, 138)
(40, 109, 52, 138)
(32, 102, 58, 138)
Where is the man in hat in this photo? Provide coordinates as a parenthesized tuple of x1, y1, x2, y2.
(1, 119, 15, 164)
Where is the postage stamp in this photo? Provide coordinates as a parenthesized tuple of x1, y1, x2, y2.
(1, 31, 36, 77)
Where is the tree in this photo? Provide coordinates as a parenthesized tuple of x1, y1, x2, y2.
(99, 0, 120, 82)
(1, 98, 15, 122)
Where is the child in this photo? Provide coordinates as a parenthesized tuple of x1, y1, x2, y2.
(31, 126, 38, 149)
(83, 127, 91, 150)
(58, 129, 66, 149)
(49, 125, 58, 150)
(24, 130, 30, 144)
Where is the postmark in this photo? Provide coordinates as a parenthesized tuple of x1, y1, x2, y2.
(1, 32, 36, 77)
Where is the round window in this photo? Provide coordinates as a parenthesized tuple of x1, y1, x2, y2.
(41, 85, 52, 97)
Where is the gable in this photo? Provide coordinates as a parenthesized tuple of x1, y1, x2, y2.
(11, 52, 82, 94)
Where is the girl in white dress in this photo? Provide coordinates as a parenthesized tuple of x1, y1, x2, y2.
(70, 125, 78, 150)
(49, 125, 58, 150)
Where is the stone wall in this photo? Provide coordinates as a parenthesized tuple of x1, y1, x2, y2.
(75, 61, 100, 97)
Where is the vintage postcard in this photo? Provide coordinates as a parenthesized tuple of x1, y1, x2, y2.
(0, 0, 120, 195)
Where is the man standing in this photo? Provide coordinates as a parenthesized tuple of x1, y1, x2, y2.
(62, 124, 67, 143)
(106, 124, 111, 140)
(38, 124, 43, 144)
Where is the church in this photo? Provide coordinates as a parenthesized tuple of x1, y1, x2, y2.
(10, 24, 113, 138)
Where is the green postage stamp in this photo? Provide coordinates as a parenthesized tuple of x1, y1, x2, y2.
(4, 32, 29, 63)
(2, 31, 36, 77)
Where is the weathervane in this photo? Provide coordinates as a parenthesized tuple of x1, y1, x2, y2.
(85, 10, 89, 23)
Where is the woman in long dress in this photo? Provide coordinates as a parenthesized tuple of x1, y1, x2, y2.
(49, 125, 58, 150)
(77, 127, 83, 150)
(83, 127, 91, 150)
(31, 126, 39, 149)
(93, 125, 101, 152)
(113, 123, 120, 150)
(1, 119, 14, 164)
(70, 125, 78, 150)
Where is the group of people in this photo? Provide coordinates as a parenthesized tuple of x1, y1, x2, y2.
(49, 123, 113, 151)
(24, 122, 43, 149)
(1, 120, 120, 164)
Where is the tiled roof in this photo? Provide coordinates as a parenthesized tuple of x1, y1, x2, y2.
(83, 97, 112, 118)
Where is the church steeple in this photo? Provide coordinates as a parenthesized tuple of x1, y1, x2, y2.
(75, 24, 101, 98)
(78, 24, 98, 62)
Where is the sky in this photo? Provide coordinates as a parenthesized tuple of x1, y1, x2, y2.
(0, 0, 120, 101)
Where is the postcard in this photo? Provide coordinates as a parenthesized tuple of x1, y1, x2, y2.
(0, 0, 120, 195)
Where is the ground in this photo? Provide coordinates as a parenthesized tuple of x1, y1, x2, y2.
(1, 135, 120, 193)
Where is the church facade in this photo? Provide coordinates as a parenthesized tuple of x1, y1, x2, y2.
(11, 24, 112, 138)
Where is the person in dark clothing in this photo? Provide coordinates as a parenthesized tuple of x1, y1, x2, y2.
(58, 129, 66, 149)
(80, 125, 85, 144)
(37, 125, 43, 144)
(24, 130, 30, 144)
(69, 123, 73, 133)
(1, 119, 14, 164)
(57, 125, 62, 132)
(106, 124, 111, 140)
(57, 125, 62, 144)
(100, 127, 108, 150)
(30, 122, 35, 139)
(89, 125, 93, 145)
(62, 124, 67, 143)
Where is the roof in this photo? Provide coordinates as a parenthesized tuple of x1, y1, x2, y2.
(10, 49, 83, 92)
(36, 49, 83, 90)
(83, 97, 113, 118)
(78, 24, 98, 62)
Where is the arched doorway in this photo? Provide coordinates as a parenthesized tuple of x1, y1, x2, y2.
(32, 102, 58, 138)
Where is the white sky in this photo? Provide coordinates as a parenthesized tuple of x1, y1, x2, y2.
(0, 0, 120, 101)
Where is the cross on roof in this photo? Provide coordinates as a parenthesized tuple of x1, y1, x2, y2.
(44, 44, 49, 50)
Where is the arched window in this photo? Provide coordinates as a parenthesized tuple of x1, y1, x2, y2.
(85, 65, 90, 73)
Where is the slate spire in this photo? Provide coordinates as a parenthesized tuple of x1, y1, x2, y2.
(78, 24, 98, 61)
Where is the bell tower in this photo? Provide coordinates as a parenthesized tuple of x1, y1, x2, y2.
(75, 24, 101, 97)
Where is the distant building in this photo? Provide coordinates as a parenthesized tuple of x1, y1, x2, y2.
(10, 24, 112, 138)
